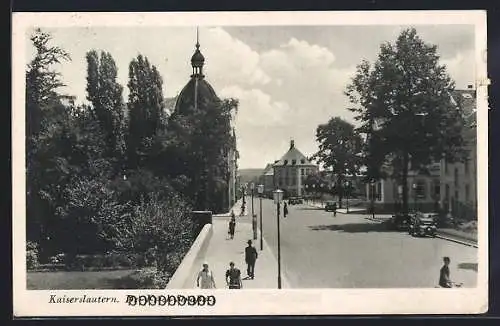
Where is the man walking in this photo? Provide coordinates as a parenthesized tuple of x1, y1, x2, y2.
(225, 261, 242, 289)
(196, 263, 216, 289)
(228, 217, 236, 240)
(245, 240, 258, 279)
(283, 202, 288, 218)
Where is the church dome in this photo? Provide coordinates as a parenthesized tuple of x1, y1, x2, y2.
(174, 77, 219, 115)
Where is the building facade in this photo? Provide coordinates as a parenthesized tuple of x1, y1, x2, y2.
(439, 89, 477, 220)
(272, 140, 319, 198)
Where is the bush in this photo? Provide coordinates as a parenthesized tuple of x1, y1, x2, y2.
(26, 241, 40, 270)
(113, 268, 169, 289)
(125, 192, 195, 274)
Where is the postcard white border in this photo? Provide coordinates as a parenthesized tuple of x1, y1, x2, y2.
(12, 10, 488, 317)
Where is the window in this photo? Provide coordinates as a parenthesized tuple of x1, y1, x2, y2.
(300, 159, 305, 164)
(301, 168, 305, 176)
(434, 182, 440, 200)
(415, 180, 426, 199)
(377, 182, 382, 201)
(465, 184, 470, 202)
(292, 159, 296, 165)
(464, 158, 469, 174)
(283, 160, 288, 165)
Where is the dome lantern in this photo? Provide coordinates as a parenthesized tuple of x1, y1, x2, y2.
(191, 27, 205, 78)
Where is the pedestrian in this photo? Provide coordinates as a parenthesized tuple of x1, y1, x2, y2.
(439, 256, 452, 288)
(283, 202, 288, 218)
(245, 240, 258, 279)
(231, 209, 236, 220)
(225, 261, 243, 289)
(332, 202, 337, 217)
(228, 217, 236, 240)
(196, 263, 216, 289)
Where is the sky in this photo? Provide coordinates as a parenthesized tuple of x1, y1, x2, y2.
(25, 25, 475, 169)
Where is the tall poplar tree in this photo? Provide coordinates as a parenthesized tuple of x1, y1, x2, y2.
(85, 50, 125, 161)
(126, 55, 166, 169)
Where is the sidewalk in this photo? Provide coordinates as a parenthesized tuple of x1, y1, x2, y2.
(188, 217, 288, 289)
(213, 197, 249, 218)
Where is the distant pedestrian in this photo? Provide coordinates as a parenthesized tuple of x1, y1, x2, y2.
(283, 202, 288, 218)
(332, 202, 337, 217)
(231, 209, 236, 220)
(196, 263, 216, 289)
(245, 240, 258, 279)
(225, 261, 242, 289)
(228, 218, 236, 240)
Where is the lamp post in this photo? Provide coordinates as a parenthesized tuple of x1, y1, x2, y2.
(257, 184, 264, 251)
(412, 183, 418, 212)
(273, 189, 284, 289)
(370, 180, 376, 219)
(251, 182, 257, 240)
(345, 180, 351, 213)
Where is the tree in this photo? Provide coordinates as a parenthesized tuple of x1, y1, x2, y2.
(166, 96, 238, 212)
(345, 28, 467, 215)
(126, 55, 166, 169)
(26, 28, 71, 138)
(312, 117, 362, 208)
(85, 50, 126, 161)
(25, 28, 71, 250)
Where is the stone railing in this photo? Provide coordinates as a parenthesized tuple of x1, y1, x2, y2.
(166, 223, 213, 289)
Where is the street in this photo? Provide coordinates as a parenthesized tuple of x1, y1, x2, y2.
(241, 196, 478, 288)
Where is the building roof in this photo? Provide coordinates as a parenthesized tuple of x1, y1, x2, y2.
(273, 140, 317, 167)
(263, 163, 274, 176)
(450, 88, 476, 141)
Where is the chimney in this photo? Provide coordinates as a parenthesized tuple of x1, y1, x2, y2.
(290, 139, 295, 149)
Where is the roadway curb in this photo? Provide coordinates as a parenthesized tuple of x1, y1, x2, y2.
(434, 234, 478, 248)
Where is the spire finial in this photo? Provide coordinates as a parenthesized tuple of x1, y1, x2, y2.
(196, 26, 200, 48)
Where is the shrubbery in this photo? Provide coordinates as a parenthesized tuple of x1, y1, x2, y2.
(26, 241, 39, 269)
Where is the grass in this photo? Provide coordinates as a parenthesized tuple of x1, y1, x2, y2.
(27, 269, 139, 290)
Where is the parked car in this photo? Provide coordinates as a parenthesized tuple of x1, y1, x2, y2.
(325, 201, 337, 212)
(288, 197, 303, 205)
(408, 212, 437, 237)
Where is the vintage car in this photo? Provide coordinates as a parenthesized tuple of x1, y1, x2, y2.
(325, 201, 337, 212)
(408, 212, 437, 237)
(288, 197, 304, 205)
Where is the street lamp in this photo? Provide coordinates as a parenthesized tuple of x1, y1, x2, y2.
(412, 183, 418, 212)
(370, 180, 376, 219)
(273, 188, 284, 289)
(344, 180, 351, 213)
(257, 184, 264, 251)
(251, 182, 257, 240)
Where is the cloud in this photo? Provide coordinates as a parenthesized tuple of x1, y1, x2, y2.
(219, 86, 291, 127)
(202, 27, 271, 88)
(439, 49, 476, 89)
